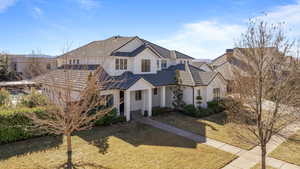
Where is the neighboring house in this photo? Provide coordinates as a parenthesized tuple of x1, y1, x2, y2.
(36, 36, 227, 121)
(191, 60, 213, 72)
(211, 49, 251, 92)
(6, 54, 57, 78)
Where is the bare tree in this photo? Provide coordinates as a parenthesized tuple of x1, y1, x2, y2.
(25, 46, 114, 168)
(22, 51, 53, 79)
(225, 20, 300, 169)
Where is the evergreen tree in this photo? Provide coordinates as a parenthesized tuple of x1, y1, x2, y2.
(172, 70, 185, 110)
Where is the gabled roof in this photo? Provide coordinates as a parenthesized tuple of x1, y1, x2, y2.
(57, 36, 135, 59)
(58, 36, 194, 60)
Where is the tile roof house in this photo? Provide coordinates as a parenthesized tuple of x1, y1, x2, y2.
(36, 36, 227, 121)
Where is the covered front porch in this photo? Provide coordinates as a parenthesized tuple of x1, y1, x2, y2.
(120, 78, 167, 121)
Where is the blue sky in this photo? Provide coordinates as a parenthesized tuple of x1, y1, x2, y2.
(0, 0, 299, 59)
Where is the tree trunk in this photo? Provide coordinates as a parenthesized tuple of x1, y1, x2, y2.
(67, 134, 72, 169)
(261, 144, 267, 169)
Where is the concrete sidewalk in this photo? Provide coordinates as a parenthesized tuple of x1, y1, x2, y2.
(138, 118, 300, 169)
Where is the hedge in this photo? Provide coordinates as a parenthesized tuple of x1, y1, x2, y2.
(95, 108, 126, 126)
(0, 107, 126, 144)
(0, 107, 46, 144)
(182, 100, 225, 118)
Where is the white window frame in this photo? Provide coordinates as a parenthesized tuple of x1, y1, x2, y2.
(135, 90, 142, 101)
(115, 58, 128, 70)
(141, 59, 151, 72)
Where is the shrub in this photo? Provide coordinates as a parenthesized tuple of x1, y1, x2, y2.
(207, 100, 225, 114)
(0, 88, 11, 107)
(196, 95, 202, 108)
(182, 104, 221, 118)
(182, 104, 200, 117)
(198, 107, 214, 118)
(95, 108, 126, 126)
(152, 107, 173, 116)
(20, 89, 48, 108)
(0, 107, 46, 144)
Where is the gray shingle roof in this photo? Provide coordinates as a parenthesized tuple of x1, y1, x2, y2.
(174, 51, 194, 59)
(189, 65, 218, 85)
(59, 36, 194, 60)
(57, 36, 135, 59)
(35, 63, 219, 91)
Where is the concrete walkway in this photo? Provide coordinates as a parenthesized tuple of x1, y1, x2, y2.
(137, 118, 300, 169)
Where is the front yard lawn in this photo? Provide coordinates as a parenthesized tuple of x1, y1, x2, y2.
(269, 130, 300, 166)
(0, 122, 237, 169)
(152, 112, 255, 150)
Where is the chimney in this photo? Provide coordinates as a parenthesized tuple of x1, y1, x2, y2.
(170, 50, 177, 59)
(226, 49, 234, 53)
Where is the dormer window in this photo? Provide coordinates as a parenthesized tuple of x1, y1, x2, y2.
(141, 59, 151, 72)
(115, 58, 127, 70)
(161, 60, 167, 69)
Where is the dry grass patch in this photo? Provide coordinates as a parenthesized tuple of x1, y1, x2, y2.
(0, 122, 237, 169)
(152, 112, 255, 150)
(251, 163, 277, 169)
(269, 130, 300, 166)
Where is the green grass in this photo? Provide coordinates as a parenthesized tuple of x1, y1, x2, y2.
(0, 122, 237, 169)
(251, 163, 277, 169)
(152, 112, 256, 150)
(269, 130, 300, 166)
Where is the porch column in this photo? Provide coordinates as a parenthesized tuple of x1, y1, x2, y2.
(147, 88, 152, 116)
(113, 91, 120, 115)
(160, 86, 166, 107)
(124, 90, 130, 121)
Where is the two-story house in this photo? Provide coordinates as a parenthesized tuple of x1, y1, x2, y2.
(36, 36, 227, 121)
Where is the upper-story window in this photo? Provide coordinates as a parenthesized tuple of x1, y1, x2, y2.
(69, 60, 72, 64)
(73, 59, 76, 64)
(141, 59, 151, 72)
(157, 60, 160, 69)
(76, 59, 79, 64)
(115, 58, 127, 70)
(161, 60, 167, 69)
